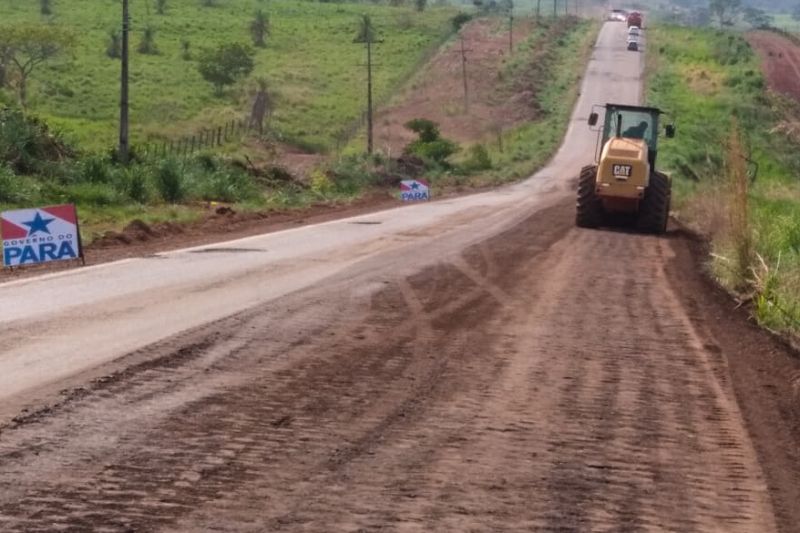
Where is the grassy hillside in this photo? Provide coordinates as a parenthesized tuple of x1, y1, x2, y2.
(647, 25, 800, 332)
(0, 0, 456, 151)
(1, 11, 597, 244)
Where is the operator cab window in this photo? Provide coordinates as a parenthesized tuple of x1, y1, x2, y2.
(603, 108, 658, 153)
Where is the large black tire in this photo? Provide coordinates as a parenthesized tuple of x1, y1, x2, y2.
(576, 165, 604, 228)
(636, 171, 671, 234)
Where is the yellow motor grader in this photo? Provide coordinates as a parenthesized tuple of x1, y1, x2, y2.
(576, 103, 675, 234)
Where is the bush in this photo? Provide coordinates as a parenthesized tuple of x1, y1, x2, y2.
(328, 153, 385, 194)
(137, 26, 159, 55)
(451, 13, 472, 31)
(79, 154, 113, 183)
(194, 168, 259, 202)
(0, 106, 74, 174)
(0, 165, 36, 204)
(154, 158, 185, 203)
(114, 165, 151, 204)
(107, 29, 121, 59)
(462, 143, 492, 171)
(197, 42, 255, 95)
(310, 168, 335, 195)
(404, 118, 458, 165)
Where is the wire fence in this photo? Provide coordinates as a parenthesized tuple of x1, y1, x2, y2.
(139, 117, 255, 160)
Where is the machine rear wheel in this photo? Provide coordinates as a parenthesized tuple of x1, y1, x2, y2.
(576, 165, 604, 229)
(637, 171, 670, 234)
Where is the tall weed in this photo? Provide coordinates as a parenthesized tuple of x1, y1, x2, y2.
(726, 119, 752, 289)
(154, 158, 186, 203)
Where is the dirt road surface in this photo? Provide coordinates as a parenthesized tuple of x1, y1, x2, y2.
(2, 23, 800, 532)
(748, 30, 800, 101)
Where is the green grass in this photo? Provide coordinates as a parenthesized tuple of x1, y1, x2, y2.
(647, 24, 800, 332)
(0, 0, 457, 152)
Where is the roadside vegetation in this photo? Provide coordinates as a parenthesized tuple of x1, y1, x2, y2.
(343, 16, 598, 187)
(468, 16, 597, 185)
(0, 2, 595, 242)
(647, 24, 800, 333)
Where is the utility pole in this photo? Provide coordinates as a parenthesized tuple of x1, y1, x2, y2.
(536, 0, 541, 21)
(553, 0, 557, 18)
(366, 37, 373, 155)
(119, 0, 130, 164)
(460, 35, 469, 112)
(508, 8, 513, 54)
(355, 14, 380, 155)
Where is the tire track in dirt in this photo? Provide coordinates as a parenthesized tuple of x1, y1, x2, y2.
(0, 201, 786, 531)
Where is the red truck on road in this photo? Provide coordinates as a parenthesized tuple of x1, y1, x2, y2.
(627, 11, 642, 28)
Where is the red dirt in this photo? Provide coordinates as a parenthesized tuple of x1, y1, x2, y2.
(1, 201, 798, 531)
(747, 30, 800, 100)
(374, 17, 541, 155)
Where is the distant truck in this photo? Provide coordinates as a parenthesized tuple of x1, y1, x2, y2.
(627, 11, 643, 28)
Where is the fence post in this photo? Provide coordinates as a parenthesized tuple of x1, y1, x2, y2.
(190, 136, 196, 154)
(217, 127, 222, 146)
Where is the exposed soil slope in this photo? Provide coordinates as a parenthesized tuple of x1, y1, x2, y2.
(375, 17, 548, 154)
(748, 30, 800, 100)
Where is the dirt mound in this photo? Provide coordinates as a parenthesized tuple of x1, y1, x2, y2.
(92, 219, 185, 248)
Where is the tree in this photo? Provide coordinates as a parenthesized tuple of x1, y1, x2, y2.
(415, 0, 427, 11)
(137, 26, 159, 55)
(156, 0, 167, 15)
(354, 14, 378, 44)
(0, 24, 74, 109)
(742, 6, 772, 28)
(250, 10, 270, 48)
(107, 29, 121, 59)
(40, 0, 53, 16)
(709, 0, 740, 26)
(0, 41, 11, 88)
(197, 42, 255, 95)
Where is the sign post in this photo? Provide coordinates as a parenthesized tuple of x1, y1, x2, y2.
(1, 204, 84, 268)
(400, 179, 431, 202)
